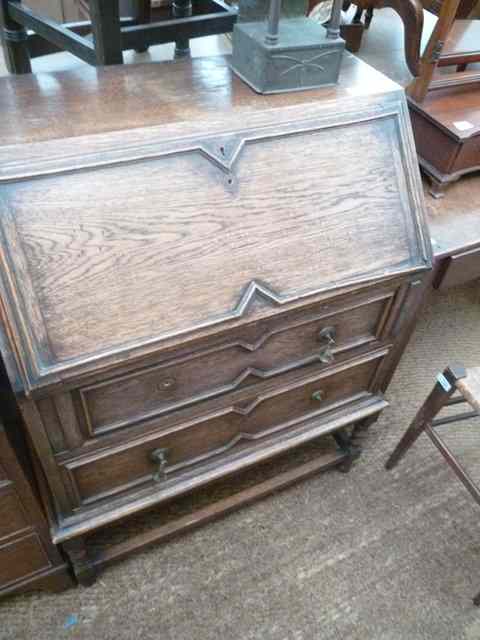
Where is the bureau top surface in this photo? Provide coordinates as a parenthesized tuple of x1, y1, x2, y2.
(0, 53, 430, 395)
(0, 53, 400, 146)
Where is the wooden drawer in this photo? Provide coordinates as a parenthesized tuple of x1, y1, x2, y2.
(74, 290, 394, 438)
(0, 488, 29, 541)
(0, 533, 51, 589)
(61, 353, 383, 508)
(434, 247, 480, 290)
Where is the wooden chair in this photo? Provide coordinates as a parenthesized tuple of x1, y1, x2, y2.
(0, 0, 236, 73)
(408, 0, 480, 101)
(340, 0, 425, 76)
(386, 365, 480, 605)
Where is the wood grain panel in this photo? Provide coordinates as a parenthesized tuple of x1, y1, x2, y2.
(64, 355, 382, 505)
(2, 116, 420, 380)
(0, 55, 400, 147)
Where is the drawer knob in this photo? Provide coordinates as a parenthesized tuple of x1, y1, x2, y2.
(317, 326, 336, 345)
(311, 390, 324, 403)
(319, 346, 335, 365)
(317, 326, 336, 364)
(158, 377, 176, 391)
(150, 447, 169, 482)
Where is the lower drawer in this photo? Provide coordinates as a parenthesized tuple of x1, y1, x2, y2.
(60, 352, 384, 509)
(434, 247, 480, 290)
(0, 533, 51, 589)
(0, 487, 29, 541)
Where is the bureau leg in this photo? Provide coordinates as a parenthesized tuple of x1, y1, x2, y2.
(352, 414, 379, 434)
(63, 537, 97, 587)
(332, 429, 361, 473)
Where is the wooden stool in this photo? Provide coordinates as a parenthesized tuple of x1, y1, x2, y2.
(386, 365, 480, 605)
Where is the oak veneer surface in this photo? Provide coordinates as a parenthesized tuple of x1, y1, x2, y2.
(4, 120, 414, 366)
(0, 53, 398, 145)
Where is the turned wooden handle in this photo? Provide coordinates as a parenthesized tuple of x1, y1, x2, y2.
(150, 447, 169, 482)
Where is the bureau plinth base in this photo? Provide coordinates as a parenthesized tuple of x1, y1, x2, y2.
(63, 432, 358, 585)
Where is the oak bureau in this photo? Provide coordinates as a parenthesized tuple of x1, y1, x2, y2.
(0, 53, 432, 583)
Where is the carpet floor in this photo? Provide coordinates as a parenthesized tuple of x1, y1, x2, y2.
(1, 282, 480, 640)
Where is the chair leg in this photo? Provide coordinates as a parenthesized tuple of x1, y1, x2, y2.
(0, 0, 31, 74)
(134, 0, 151, 53)
(89, 0, 124, 65)
(352, 5, 363, 23)
(385, 366, 464, 470)
(173, 0, 192, 57)
(365, 6, 373, 27)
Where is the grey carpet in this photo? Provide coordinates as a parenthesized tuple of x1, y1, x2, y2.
(1, 283, 480, 640)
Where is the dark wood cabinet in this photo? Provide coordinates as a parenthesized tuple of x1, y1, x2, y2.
(0, 406, 72, 597)
(0, 54, 432, 584)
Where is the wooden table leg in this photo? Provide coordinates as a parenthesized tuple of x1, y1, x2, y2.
(89, 0, 124, 65)
(0, 0, 32, 74)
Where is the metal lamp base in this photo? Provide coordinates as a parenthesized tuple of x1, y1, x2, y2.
(231, 18, 345, 94)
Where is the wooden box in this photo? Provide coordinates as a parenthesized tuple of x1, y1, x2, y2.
(408, 84, 480, 197)
(0, 55, 431, 583)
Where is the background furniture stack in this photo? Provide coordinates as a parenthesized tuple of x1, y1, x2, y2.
(0, 53, 431, 584)
(407, 0, 480, 196)
(0, 366, 72, 597)
(0, 0, 236, 72)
